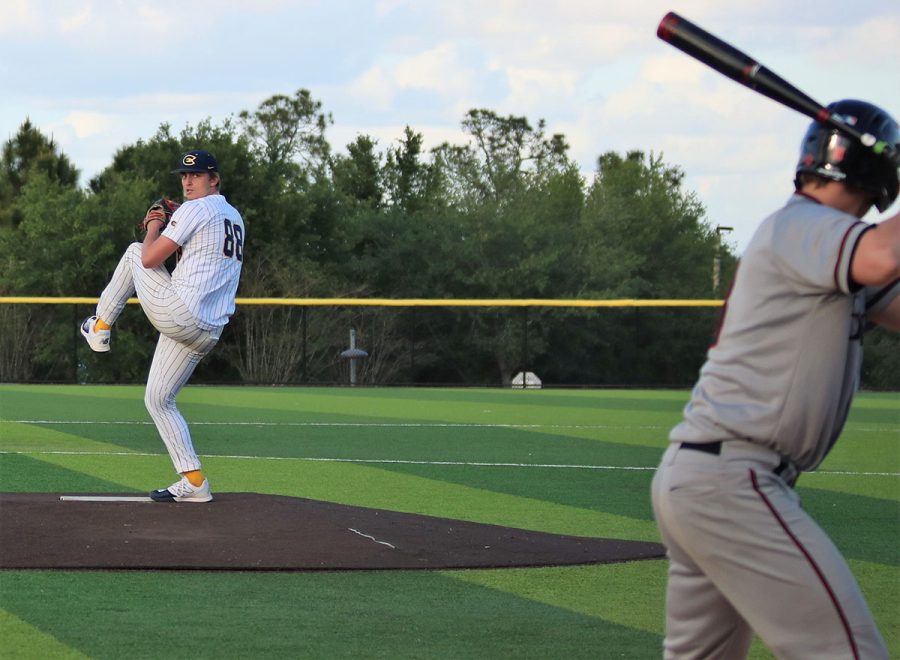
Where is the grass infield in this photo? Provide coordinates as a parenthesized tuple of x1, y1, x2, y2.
(0, 385, 897, 659)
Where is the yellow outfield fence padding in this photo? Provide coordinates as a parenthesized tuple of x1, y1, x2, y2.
(0, 296, 724, 308)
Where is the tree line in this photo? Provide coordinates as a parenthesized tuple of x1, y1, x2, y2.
(1, 89, 895, 387)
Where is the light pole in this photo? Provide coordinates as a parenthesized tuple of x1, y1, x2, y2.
(713, 225, 733, 296)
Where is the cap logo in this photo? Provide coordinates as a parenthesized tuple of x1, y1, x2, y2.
(183, 154, 197, 166)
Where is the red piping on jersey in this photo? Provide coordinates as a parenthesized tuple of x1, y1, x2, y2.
(749, 469, 859, 659)
(794, 191, 869, 292)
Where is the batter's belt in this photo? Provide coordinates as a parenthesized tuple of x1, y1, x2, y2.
(679, 441, 799, 486)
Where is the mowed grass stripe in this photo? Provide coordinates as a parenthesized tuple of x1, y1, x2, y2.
(1, 393, 673, 470)
(0, 384, 687, 427)
(5, 448, 899, 479)
(2, 424, 667, 469)
(0, 609, 89, 660)
(0, 421, 150, 454)
(813, 429, 900, 475)
(0, 570, 664, 660)
(2, 384, 892, 453)
(443, 564, 777, 660)
(446, 563, 668, 633)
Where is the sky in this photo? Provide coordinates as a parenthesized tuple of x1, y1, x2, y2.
(2, 0, 898, 253)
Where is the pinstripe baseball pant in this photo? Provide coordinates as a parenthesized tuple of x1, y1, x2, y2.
(96, 243, 221, 474)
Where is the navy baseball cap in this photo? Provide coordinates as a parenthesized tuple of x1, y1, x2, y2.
(173, 149, 219, 173)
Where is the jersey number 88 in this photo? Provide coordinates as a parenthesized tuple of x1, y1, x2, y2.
(223, 218, 244, 262)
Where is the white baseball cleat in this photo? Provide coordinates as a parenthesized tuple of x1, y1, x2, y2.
(80, 315, 111, 352)
(150, 477, 213, 503)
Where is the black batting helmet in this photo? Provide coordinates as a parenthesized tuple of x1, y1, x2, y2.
(795, 99, 900, 212)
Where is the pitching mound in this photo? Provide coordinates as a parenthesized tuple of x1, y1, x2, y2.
(0, 492, 664, 571)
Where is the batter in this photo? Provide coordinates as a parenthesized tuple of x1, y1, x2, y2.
(81, 149, 244, 503)
(652, 99, 899, 659)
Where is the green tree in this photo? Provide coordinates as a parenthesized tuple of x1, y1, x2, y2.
(232, 90, 346, 270)
(567, 150, 723, 385)
(390, 111, 579, 382)
(0, 119, 80, 229)
(383, 127, 440, 214)
(457, 108, 569, 200)
(581, 150, 715, 298)
(331, 134, 382, 208)
(0, 171, 156, 381)
(238, 89, 332, 179)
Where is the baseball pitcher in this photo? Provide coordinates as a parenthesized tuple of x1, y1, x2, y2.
(81, 149, 245, 503)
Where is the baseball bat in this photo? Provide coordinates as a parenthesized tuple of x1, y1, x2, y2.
(656, 12, 899, 165)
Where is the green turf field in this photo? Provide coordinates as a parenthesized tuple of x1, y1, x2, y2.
(1, 385, 897, 659)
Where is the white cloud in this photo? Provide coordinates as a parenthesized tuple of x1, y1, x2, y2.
(11, 90, 264, 122)
(58, 5, 92, 33)
(57, 111, 111, 138)
(502, 67, 579, 111)
(374, 0, 407, 18)
(641, 54, 704, 86)
(111, 91, 260, 114)
(330, 122, 468, 155)
(0, 0, 41, 35)
(2, 1, 196, 48)
(347, 66, 396, 111)
(134, 4, 180, 34)
(817, 16, 900, 67)
(345, 43, 476, 115)
(394, 44, 473, 95)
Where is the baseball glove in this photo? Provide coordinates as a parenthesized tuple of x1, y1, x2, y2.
(138, 197, 181, 234)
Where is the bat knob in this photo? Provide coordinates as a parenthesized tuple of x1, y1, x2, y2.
(657, 12, 680, 40)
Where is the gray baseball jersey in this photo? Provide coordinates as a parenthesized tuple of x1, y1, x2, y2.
(670, 194, 900, 471)
(652, 193, 893, 659)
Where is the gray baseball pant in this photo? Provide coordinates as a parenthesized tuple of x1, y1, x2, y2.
(651, 440, 887, 659)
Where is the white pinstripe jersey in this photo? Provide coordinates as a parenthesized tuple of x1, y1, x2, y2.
(162, 194, 244, 330)
(670, 194, 900, 471)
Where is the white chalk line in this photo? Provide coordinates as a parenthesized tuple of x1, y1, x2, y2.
(0, 449, 654, 471)
(2, 419, 667, 430)
(1, 450, 897, 476)
(59, 495, 153, 502)
(348, 528, 396, 549)
(3, 419, 894, 433)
